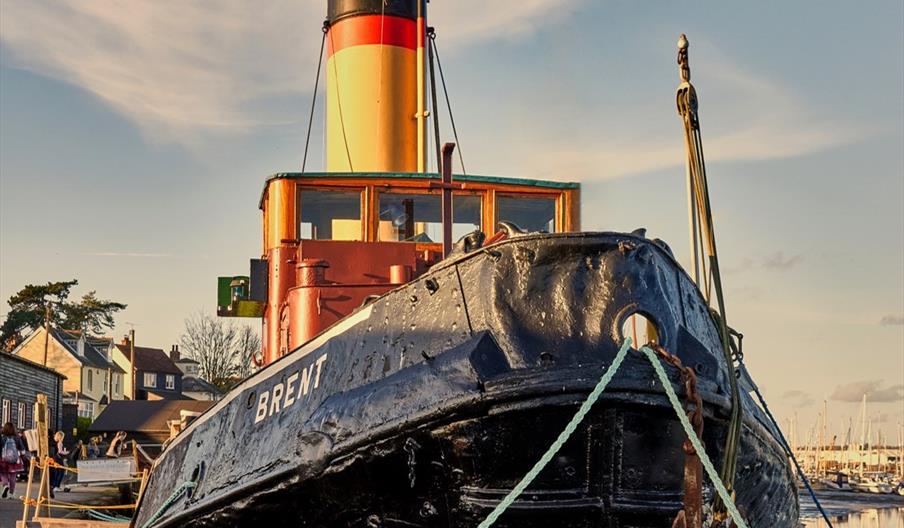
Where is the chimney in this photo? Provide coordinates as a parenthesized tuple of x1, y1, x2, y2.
(170, 344, 180, 362)
(76, 333, 86, 356)
(121, 334, 131, 347)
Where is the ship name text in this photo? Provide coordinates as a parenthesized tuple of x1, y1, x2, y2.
(255, 353, 328, 424)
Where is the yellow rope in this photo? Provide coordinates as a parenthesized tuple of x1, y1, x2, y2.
(22, 497, 137, 510)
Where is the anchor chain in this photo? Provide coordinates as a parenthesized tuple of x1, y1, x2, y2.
(403, 437, 421, 488)
(649, 343, 706, 528)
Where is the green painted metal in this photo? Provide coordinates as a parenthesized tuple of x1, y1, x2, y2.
(217, 277, 235, 308)
(217, 276, 262, 317)
(259, 172, 580, 208)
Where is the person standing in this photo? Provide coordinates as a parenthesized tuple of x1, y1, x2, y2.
(49, 431, 70, 495)
(0, 422, 26, 499)
(87, 437, 100, 459)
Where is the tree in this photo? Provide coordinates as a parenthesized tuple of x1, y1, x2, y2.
(179, 310, 261, 390)
(58, 291, 128, 335)
(0, 280, 126, 351)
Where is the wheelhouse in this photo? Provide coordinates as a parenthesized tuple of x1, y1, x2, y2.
(260, 172, 580, 252)
(221, 172, 580, 364)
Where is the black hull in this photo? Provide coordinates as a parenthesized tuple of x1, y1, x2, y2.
(135, 232, 798, 527)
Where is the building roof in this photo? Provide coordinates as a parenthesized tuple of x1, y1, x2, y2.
(145, 389, 183, 400)
(174, 357, 199, 365)
(89, 400, 213, 433)
(114, 344, 183, 375)
(0, 351, 67, 379)
(64, 390, 97, 403)
(50, 328, 125, 373)
(182, 376, 221, 396)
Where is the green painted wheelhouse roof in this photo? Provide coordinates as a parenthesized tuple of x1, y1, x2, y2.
(259, 172, 580, 208)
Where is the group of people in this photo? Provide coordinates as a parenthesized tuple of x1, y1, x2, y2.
(0, 422, 128, 500)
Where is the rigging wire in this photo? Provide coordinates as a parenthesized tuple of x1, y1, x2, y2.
(427, 27, 443, 176)
(429, 30, 466, 175)
(301, 22, 329, 173)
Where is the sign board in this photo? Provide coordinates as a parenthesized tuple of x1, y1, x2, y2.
(77, 458, 137, 483)
(23, 429, 40, 452)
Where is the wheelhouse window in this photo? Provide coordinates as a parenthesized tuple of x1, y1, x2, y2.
(377, 192, 481, 243)
(497, 195, 557, 232)
(298, 188, 363, 241)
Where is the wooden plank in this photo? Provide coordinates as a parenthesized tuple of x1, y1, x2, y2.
(17, 519, 129, 528)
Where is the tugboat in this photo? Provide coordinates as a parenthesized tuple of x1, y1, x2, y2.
(134, 1, 799, 526)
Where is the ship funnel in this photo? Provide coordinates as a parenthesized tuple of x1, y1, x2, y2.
(325, 0, 425, 173)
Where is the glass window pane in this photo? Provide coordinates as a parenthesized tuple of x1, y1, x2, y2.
(497, 195, 557, 232)
(299, 189, 362, 241)
(378, 193, 482, 242)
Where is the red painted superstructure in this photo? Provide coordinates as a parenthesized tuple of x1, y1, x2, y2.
(241, 173, 580, 366)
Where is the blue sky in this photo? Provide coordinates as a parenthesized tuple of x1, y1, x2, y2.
(1, 1, 902, 441)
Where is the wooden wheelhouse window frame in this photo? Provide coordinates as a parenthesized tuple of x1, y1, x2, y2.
(295, 184, 367, 242)
(494, 192, 565, 233)
(372, 186, 484, 244)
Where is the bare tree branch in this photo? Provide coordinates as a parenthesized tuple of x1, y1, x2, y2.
(179, 310, 260, 390)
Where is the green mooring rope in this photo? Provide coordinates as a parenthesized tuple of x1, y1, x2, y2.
(477, 339, 750, 528)
(640, 345, 749, 528)
(87, 509, 132, 523)
(477, 338, 634, 528)
(140, 480, 197, 528)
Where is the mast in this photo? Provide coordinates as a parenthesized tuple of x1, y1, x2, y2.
(675, 34, 742, 506)
(820, 400, 827, 477)
(860, 393, 867, 476)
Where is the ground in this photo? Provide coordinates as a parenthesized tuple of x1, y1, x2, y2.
(0, 481, 127, 528)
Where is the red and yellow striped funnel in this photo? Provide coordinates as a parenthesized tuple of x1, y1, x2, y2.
(325, 0, 426, 173)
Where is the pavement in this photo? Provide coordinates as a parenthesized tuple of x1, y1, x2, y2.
(0, 480, 128, 528)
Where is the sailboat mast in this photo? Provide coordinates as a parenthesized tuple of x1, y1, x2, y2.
(860, 393, 867, 475)
(820, 400, 827, 476)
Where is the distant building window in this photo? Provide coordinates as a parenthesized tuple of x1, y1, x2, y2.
(114, 375, 120, 394)
(77, 401, 94, 418)
(1, 400, 10, 424)
(144, 372, 157, 388)
(87, 369, 93, 392)
(165, 375, 175, 390)
(17, 402, 26, 429)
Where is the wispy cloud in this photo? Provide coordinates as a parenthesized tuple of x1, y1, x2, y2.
(879, 314, 904, 326)
(762, 252, 803, 271)
(830, 380, 904, 403)
(781, 389, 814, 408)
(81, 252, 173, 258)
(725, 251, 803, 273)
(0, 1, 575, 143)
(524, 43, 869, 180)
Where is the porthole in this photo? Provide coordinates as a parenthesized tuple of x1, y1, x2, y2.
(620, 312, 660, 347)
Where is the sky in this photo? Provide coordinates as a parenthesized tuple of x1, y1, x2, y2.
(1, 1, 902, 443)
